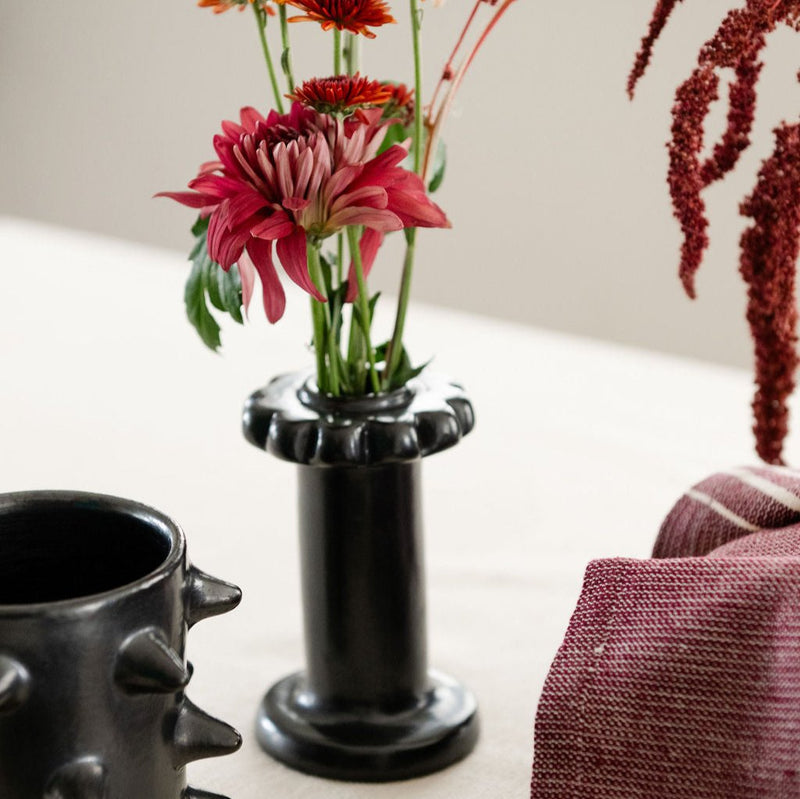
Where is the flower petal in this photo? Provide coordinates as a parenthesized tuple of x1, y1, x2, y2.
(207, 208, 252, 268)
(154, 190, 212, 209)
(224, 190, 269, 230)
(329, 185, 387, 215)
(236, 248, 257, 316)
(326, 206, 402, 231)
(386, 179, 450, 228)
(283, 197, 312, 212)
(251, 211, 296, 240)
(246, 238, 286, 323)
(276, 228, 326, 301)
(240, 106, 266, 133)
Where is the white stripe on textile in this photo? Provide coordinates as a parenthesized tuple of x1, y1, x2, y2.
(729, 467, 800, 513)
(686, 489, 760, 532)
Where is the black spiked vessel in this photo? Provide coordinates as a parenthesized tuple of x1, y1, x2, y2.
(0, 491, 242, 799)
(243, 371, 479, 781)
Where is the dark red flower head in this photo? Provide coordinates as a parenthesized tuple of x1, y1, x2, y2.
(287, 74, 394, 114)
(158, 104, 449, 324)
(380, 82, 414, 126)
(278, 0, 396, 37)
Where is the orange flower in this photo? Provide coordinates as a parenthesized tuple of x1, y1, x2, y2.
(279, 0, 396, 38)
(380, 82, 414, 125)
(287, 74, 394, 114)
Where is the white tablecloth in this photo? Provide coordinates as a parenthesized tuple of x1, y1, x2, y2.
(0, 216, 778, 797)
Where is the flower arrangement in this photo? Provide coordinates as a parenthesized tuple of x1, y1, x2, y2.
(160, 0, 516, 396)
(630, 1, 800, 464)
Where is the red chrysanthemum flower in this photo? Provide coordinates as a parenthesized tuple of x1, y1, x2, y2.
(158, 103, 448, 323)
(278, 0, 396, 37)
(198, 0, 274, 14)
(287, 74, 394, 114)
(380, 82, 414, 126)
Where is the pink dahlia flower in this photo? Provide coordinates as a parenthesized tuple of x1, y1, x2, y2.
(159, 103, 449, 322)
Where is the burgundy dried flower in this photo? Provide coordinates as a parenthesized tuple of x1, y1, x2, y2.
(632, 0, 800, 461)
(739, 123, 800, 465)
(667, 67, 718, 298)
(699, 54, 762, 186)
(628, 0, 684, 99)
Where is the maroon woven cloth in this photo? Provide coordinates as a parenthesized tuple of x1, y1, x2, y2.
(531, 466, 800, 799)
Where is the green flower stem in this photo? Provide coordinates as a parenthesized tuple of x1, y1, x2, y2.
(278, 5, 295, 92)
(347, 226, 380, 394)
(307, 240, 340, 395)
(253, 5, 284, 113)
(309, 297, 328, 392)
(347, 305, 366, 392)
(383, 0, 424, 388)
(344, 33, 360, 75)
(383, 227, 416, 388)
(337, 232, 344, 285)
(333, 29, 342, 75)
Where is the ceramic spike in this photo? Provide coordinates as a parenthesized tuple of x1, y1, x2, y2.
(43, 758, 107, 799)
(114, 628, 189, 693)
(0, 655, 30, 713)
(185, 566, 242, 627)
(183, 788, 232, 799)
(172, 697, 242, 767)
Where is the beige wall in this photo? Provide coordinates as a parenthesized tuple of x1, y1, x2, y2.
(3, 1, 798, 368)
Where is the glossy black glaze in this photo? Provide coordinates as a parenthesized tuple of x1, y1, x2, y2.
(242, 371, 474, 466)
(244, 372, 479, 781)
(0, 491, 242, 799)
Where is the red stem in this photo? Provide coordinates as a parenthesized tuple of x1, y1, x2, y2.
(423, 0, 517, 182)
(426, 0, 483, 117)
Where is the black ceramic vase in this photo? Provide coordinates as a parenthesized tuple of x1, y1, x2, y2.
(242, 370, 478, 782)
(0, 491, 242, 799)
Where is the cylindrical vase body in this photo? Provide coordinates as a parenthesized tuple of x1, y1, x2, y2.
(298, 461, 426, 709)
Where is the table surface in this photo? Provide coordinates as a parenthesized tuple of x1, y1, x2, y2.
(1, 215, 788, 798)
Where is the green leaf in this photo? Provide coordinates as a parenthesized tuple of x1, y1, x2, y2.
(328, 284, 345, 342)
(184, 219, 245, 347)
(376, 341, 429, 390)
(191, 215, 209, 239)
(201, 257, 244, 325)
(351, 291, 380, 338)
(204, 257, 226, 313)
(369, 291, 381, 317)
(185, 258, 221, 351)
(319, 252, 334, 298)
(427, 139, 446, 193)
(217, 264, 244, 324)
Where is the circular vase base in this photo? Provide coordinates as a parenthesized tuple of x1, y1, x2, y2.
(255, 670, 479, 782)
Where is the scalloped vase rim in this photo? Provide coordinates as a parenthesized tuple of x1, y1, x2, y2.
(242, 368, 475, 467)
